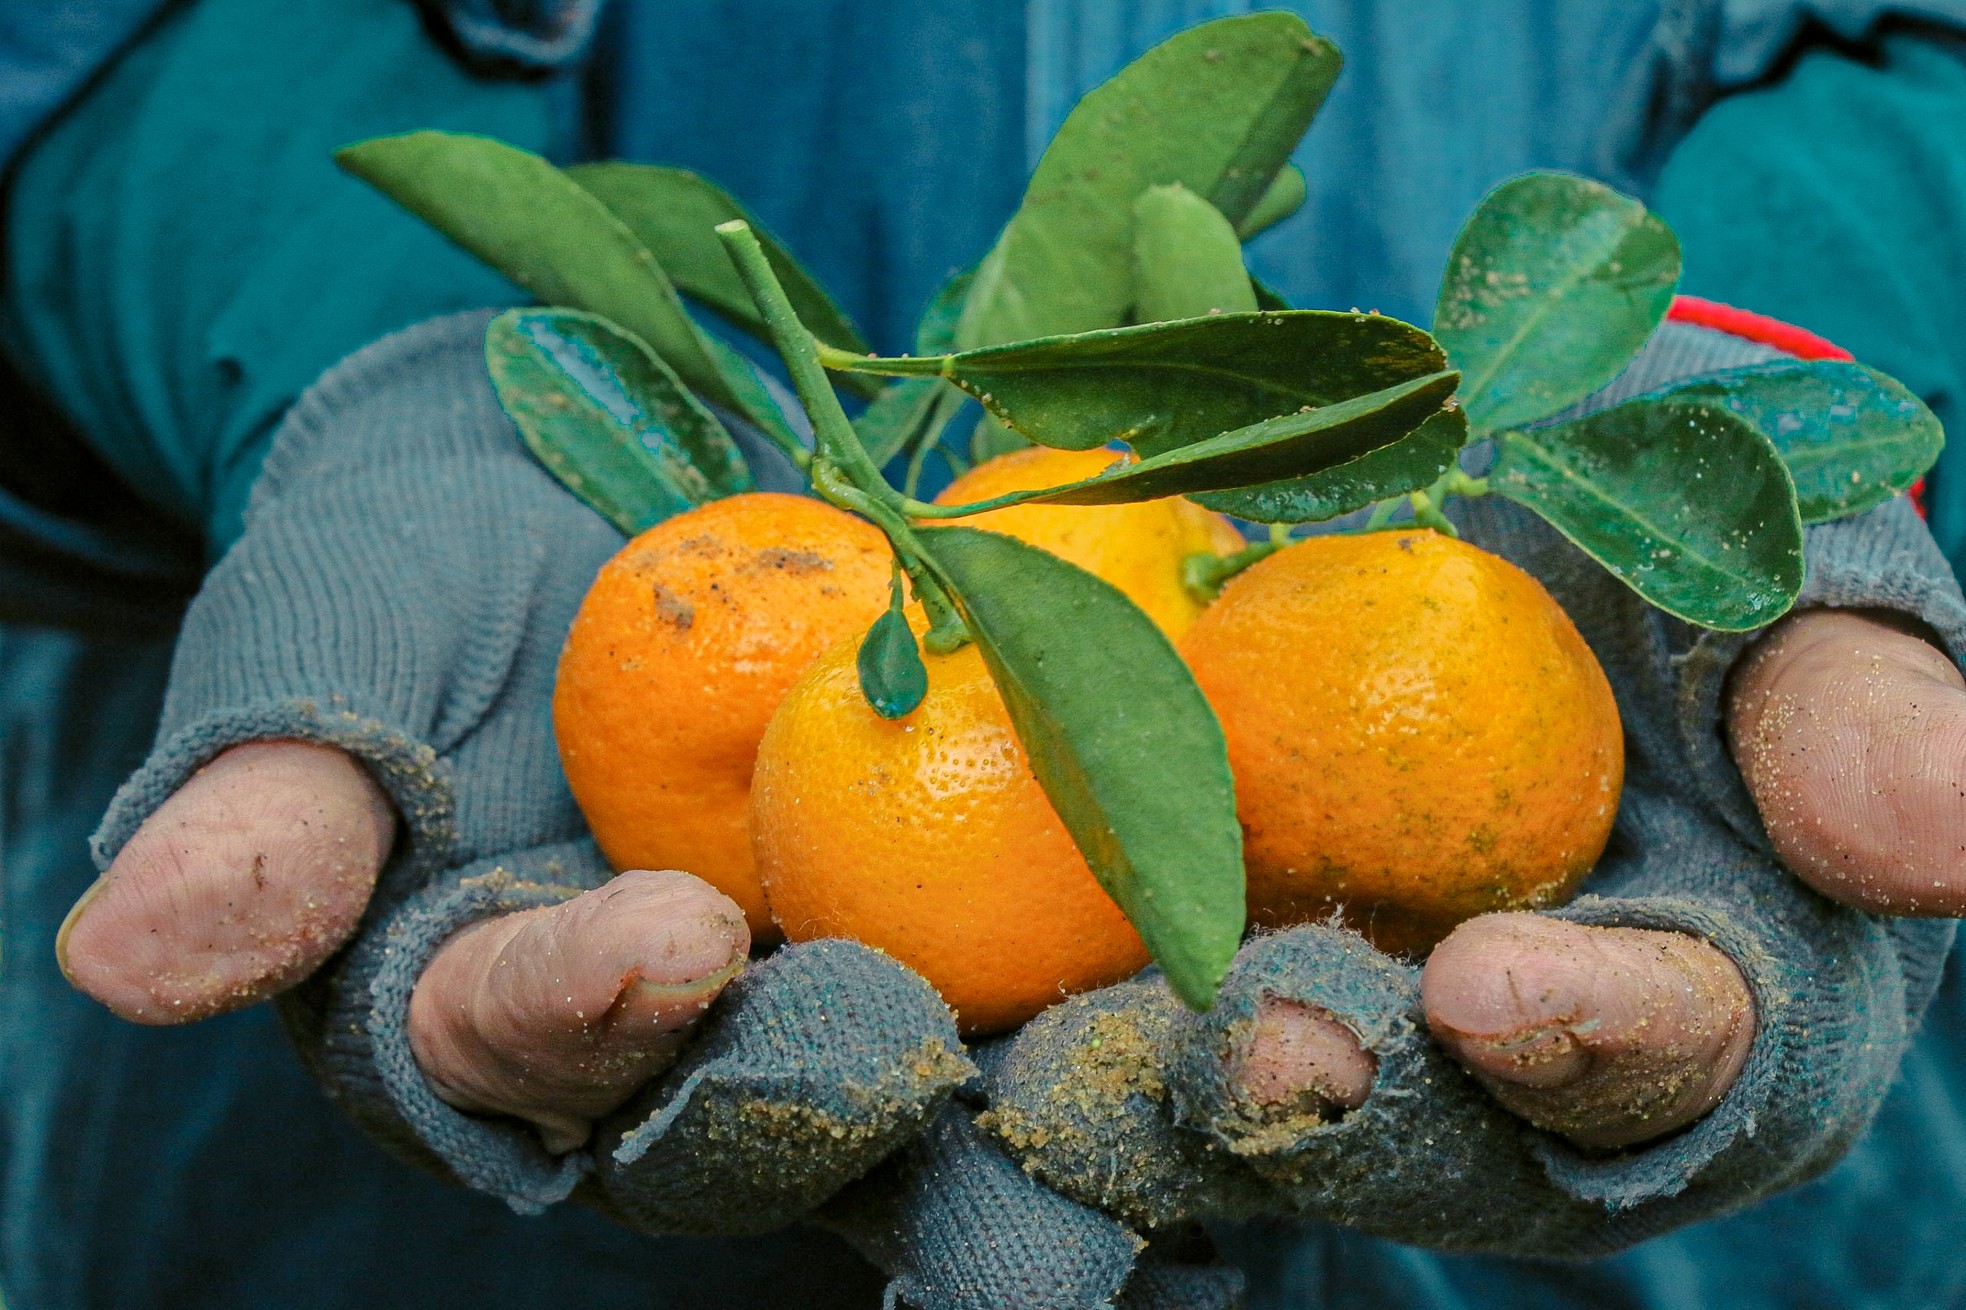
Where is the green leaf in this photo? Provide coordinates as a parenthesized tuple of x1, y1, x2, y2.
(856, 377, 967, 468)
(565, 161, 876, 394)
(338, 132, 750, 416)
(1646, 361, 1943, 524)
(828, 310, 1444, 456)
(1434, 172, 1680, 433)
(1194, 405, 1468, 522)
(1490, 395, 1803, 630)
(1132, 183, 1260, 323)
(700, 335, 806, 456)
(1236, 163, 1307, 240)
(956, 13, 1339, 347)
(857, 599, 928, 721)
(486, 309, 754, 534)
(916, 266, 977, 356)
(913, 526, 1244, 1008)
(935, 372, 1457, 510)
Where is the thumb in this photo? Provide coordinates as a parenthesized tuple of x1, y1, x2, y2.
(58, 740, 394, 1023)
(1729, 608, 1966, 915)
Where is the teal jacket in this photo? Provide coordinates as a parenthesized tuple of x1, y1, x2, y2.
(3, 2, 1965, 1307)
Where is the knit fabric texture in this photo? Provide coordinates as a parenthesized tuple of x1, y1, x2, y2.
(88, 310, 970, 1230)
(895, 321, 1966, 1304)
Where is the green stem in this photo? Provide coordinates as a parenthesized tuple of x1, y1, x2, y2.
(717, 222, 893, 499)
(810, 460, 969, 651)
(1363, 498, 1400, 531)
(719, 220, 969, 651)
(1408, 490, 1459, 537)
(1183, 539, 1285, 602)
(815, 341, 952, 379)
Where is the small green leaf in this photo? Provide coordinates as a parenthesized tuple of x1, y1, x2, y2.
(1490, 395, 1803, 630)
(1251, 278, 1293, 311)
(1194, 405, 1468, 522)
(338, 132, 746, 416)
(957, 14, 1339, 347)
(916, 267, 977, 356)
(933, 372, 1457, 511)
(565, 161, 876, 395)
(486, 309, 754, 534)
(1133, 183, 1260, 323)
(1646, 361, 1943, 524)
(1236, 163, 1308, 240)
(828, 310, 1444, 457)
(1434, 172, 1680, 433)
(857, 585, 928, 720)
(914, 526, 1244, 1008)
(856, 377, 966, 469)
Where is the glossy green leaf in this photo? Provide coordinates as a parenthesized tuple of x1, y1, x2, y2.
(1434, 172, 1679, 433)
(934, 372, 1456, 510)
(565, 161, 876, 392)
(1648, 361, 1943, 524)
(1133, 183, 1260, 323)
(338, 132, 747, 415)
(1194, 405, 1468, 522)
(916, 266, 977, 356)
(1251, 278, 1292, 311)
(1490, 395, 1803, 630)
(486, 309, 753, 534)
(856, 377, 967, 468)
(857, 599, 928, 720)
(956, 14, 1339, 347)
(913, 526, 1244, 1008)
(700, 336, 806, 455)
(827, 310, 1444, 456)
(1236, 163, 1307, 240)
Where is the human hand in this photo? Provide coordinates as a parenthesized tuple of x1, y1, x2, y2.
(59, 313, 967, 1222)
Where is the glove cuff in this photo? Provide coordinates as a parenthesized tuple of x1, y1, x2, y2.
(282, 840, 608, 1213)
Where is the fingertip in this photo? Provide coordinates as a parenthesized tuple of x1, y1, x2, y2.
(1233, 996, 1376, 1116)
(60, 741, 394, 1024)
(1731, 609, 1966, 916)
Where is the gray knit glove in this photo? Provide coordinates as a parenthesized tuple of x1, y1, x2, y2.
(831, 321, 1966, 1309)
(89, 310, 971, 1225)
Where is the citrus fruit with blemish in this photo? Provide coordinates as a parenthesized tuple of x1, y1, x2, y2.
(553, 493, 891, 937)
(932, 445, 1245, 639)
(751, 616, 1149, 1035)
(1180, 529, 1623, 956)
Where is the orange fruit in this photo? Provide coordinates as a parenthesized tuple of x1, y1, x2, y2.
(1181, 529, 1623, 956)
(554, 493, 891, 936)
(752, 620, 1149, 1035)
(933, 446, 1246, 639)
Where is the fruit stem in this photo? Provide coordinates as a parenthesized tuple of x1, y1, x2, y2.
(1183, 539, 1285, 601)
(811, 459, 971, 651)
(716, 221, 893, 498)
(1408, 489, 1459, 537)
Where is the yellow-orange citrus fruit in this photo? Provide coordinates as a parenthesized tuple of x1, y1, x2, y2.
(933, 445, 1245, 639)
(752, 624, 1149, 1035)
(1181, 529, 1623, 956)
(554, 493, 891, 936)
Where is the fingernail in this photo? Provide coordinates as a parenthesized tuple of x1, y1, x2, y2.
(53, 875, 111, 984)
(604, 959, 745, 1035)
(1455, 1018, 1594, 1090)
